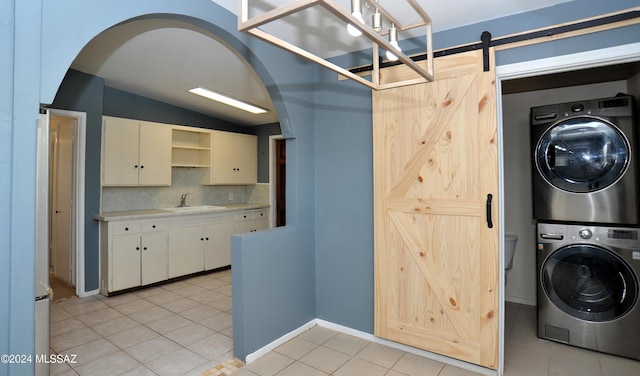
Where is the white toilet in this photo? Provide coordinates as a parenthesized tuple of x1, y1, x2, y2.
(504, 234, 518, 284)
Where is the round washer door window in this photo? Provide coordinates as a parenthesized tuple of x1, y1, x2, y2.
(535, 117, 630, 193)
(541, 244, 638, 322)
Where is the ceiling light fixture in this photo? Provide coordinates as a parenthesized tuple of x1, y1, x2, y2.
(372, 6, 382, 32)
(239, 0, 434, 90)
(188, 87, 268, 114)
(385, 23, 401, 61)
(346, 0, 364, 37)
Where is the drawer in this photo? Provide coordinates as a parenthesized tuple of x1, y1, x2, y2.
(140, 221, 166, 232)
(111, 222, 141, 235)
(251, 209, 268, 220)
(235, 211, 253, 222)
(111, 220, 166, 235)
(235, 208, 268, 222)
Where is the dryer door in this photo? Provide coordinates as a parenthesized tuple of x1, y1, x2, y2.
(535, 117, 629, 193)
(541, 244, 638, 322)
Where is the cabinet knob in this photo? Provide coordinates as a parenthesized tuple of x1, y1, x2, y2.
(136, 247, 140, 251)
(143, 247, 148, 251)
(140, 165, 144, 169)
(201, 238, 204, 241)
(152, 225, 156, 228)
(206, 237, 209, 241)
(125, 227, 129, 231)
(134, 165, 138, 168)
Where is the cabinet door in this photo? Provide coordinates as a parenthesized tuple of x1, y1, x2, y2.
(112, 234, 141, 291)
(234, 134, 258, 184)
(168, 226, 204, 278)
(210, 131, 257, 184)
(141, 231, 168, 285)
(139, 122, 172, 186)
(211, 131, 238, 184)
(253, 218, 269, 232)
(102, 117, 140, 186)
(204, 221, 234, 270)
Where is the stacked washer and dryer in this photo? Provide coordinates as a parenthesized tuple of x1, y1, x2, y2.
(531, 94, 640, 360)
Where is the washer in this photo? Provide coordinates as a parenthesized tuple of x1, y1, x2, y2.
(531, 95, 637, 224)
(537, 222, 640, 359)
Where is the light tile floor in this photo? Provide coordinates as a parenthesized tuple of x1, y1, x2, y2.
(242, 304, 640, 376)
(50, 270, 640, 376)
(50, 269, 236, 376)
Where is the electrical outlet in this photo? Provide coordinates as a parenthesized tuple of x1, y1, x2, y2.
(228, 192, 233, 201)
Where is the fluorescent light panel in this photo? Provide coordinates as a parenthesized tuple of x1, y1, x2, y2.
(188, 87, 268, 114)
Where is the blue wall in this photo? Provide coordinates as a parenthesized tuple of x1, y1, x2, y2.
(2, 0, 639, 374)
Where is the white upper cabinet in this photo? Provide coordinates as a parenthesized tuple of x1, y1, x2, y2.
(102, 117, 171, 186)
(204, 130, 257, 185)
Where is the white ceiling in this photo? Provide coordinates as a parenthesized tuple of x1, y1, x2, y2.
(70, 0, 573, 126)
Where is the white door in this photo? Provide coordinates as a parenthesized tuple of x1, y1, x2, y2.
(204, 221, 233, 270)
(168, 226, 204, 278)
(141, 231, 169, 285)
(102, 117, 140, 186)
(138, 122, 172, 186)
(112, 234, 142, 291)
(51, 116, 75, 285)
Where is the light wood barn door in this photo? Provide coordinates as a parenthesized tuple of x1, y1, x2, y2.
(373, 49, 499, 369)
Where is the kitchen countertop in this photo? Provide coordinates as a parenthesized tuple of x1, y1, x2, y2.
(94, 203, 269, 222)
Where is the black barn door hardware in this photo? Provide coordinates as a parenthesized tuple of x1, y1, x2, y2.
(486, 193, 494, 229)
(348, 9, 640, 75)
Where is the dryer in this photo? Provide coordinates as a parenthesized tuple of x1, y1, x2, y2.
(531, 95, 637, 224)
(537, 222, 640, 359)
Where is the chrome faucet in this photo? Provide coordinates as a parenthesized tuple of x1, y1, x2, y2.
(179, 193, 190, 207)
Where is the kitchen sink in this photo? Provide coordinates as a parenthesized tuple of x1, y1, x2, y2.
(162, 205, 227, 213)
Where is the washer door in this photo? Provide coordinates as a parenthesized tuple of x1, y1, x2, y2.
(541, 244, 638, 322)
(535, 117, 630, 193)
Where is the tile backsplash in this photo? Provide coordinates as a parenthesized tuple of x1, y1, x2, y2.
(101, 168, 269, 212)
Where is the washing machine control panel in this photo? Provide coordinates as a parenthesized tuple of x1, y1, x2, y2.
(538, 223, 640, 250)
(579, 229, 592, 239)
(603, 228, 640, 249)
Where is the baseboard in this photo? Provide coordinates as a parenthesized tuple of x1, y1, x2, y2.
(245, 319, 318, 364)
(246, 319, 498, 376)
(505, 295, 536, 306)
(78, 288, 100, 298)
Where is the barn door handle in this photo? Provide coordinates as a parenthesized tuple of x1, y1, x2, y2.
(486, 194, 493, 229)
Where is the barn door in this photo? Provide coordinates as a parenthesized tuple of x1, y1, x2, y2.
(373, 49, 499, 369)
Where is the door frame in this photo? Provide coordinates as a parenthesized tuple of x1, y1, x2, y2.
(49, 109, 87, 297)
(269, 134, 285, 227)
(495, 41, 640, 374)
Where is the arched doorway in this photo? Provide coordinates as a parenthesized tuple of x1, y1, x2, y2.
(43, 10, 290, 374)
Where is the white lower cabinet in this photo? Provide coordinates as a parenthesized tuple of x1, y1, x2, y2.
(101, 219, 168, 294)
(168, 214, 234, 278)
(100, 207, 269, 295)
(234, 209, 269, 233)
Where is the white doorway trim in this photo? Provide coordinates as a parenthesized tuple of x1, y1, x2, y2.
(495, 42, 640, 375)
(50, 109, 88, 298)
(269, 134, 284, 227)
